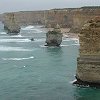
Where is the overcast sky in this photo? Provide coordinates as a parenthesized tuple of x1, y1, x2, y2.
(0, 0, 100, 13)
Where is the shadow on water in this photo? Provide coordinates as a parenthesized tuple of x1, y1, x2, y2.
(46, 46, 63, 56)
(74, 86, 100, 100)
(44, 46, 65, 65)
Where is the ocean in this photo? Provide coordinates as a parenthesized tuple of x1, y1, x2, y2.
(0, 22, 99, 100)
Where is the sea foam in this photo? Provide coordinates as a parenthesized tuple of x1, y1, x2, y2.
(0, 46, 32, 51)
(10, 34, 22, 37)
(21, 25, 35, 30)
(0, 32, 7, 35)
(21, 25, 43, 33)
(0, 39, 31, 43)
(2, 56, 34, 61)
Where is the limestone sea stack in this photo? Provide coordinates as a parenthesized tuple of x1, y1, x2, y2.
(45, 24, 63, 46)
(4, 13, 20, 35)
(75, 17, 100, 86)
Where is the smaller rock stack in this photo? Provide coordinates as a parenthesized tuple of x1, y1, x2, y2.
(75, 17, 100, 86)
(4, 13, 20, 35)
(45, 24, 62, 46)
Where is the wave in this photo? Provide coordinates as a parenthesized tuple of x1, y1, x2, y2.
(10, 34, 22, 37)
(2, 56, 34, 61)
(21, 25, 35, 30)
(61, 44, 79, 46)
(0, 38, 46, 43)
(0, 46, 32, 51)
(21, 25, 43, 33)
(40, 44, 79, 48)
(0, 32, 6, 35)
(0, 39, 31, 43)
(70, 79, 77, 84)
(63, 38, 79, 41)
(40, 45, 59, 48)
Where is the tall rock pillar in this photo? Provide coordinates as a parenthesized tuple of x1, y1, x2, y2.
(76, 17, 100, 85)
(45, 24, 62, 46)
(4, 13, 20, 35)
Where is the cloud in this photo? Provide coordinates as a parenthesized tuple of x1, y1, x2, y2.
(0, 0, 99, 13)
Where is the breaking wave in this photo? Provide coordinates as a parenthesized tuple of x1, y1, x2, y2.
(10, 34, 22, 37)
(2, 56, 34, 61)
(70, 79, 77, 84)
(0, 32, 6, 35)
(0, 39, 31, 42)
(21, 25, 43, 33)
(63, 38, 79, 41)
(0, 46, 32, 51)
(21, 25, 35, 30)
(40, 44, 79, 48)
(61, 44, 80, 47)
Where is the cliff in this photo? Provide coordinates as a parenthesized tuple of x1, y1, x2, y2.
(1, 6, 100, 33)
(70, 7, 100, 33)
(13, 11, 45, 26)
(0, 14, 4, 21)
(75, 17, 100, 86)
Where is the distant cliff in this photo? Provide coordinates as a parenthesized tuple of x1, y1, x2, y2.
(70, 7, 100, 32)
(0, 14, 4, 21)
(1, 6, 100, 33)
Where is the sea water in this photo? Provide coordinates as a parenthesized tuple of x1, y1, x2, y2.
(0, 23, 100, 100)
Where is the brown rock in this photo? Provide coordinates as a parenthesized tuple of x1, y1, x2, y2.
(4, 13, 20, 35)
(45, 24, 62, 46)
(76, 17, 100, 85)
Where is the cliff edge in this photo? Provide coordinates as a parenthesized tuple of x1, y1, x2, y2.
(75, 17, 100, 87)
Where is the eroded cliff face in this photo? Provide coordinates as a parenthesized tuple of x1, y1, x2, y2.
(0, 14, 4, 21)
(70, 8, 100, 33)
(76, 17, 100, 85)
(2, 6, 100, 33)
(4, 13, 20, 35)
(44, 10, 73, 28)
(13, 11, 45, 26)
(9, 10, 72, 28)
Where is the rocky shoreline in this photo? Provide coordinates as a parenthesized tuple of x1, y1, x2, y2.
(73, 77, 100, 88)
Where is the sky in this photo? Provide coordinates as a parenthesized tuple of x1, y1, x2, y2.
(0, 0, 100, 13)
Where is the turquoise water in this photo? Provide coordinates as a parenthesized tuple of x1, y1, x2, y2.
(0, 23, 100, 100)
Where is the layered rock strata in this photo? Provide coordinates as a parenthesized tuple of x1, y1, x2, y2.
(2, 6, 100, 33)
(13, 7, 100, 32)
(75, 17, 100, 86)
(45, 24, 62, 46)
(4, 13, 20, 35)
